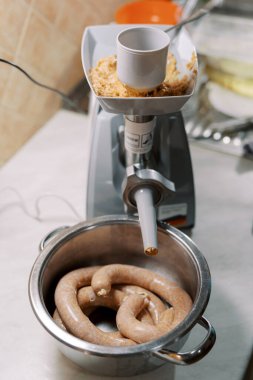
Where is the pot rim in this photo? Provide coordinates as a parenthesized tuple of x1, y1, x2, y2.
(28, 215, 211, 357)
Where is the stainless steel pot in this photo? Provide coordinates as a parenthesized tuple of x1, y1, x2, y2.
(29, 215, 215, 377)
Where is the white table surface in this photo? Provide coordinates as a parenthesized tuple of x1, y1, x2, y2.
(0, 110, 252, 380)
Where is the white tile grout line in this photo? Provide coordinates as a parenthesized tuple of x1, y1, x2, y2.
(1, 0, 34, 105)
(15, 0, 35, 59)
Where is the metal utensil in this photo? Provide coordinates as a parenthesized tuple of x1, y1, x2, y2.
(194, 118, 253, 141)
(181, 0, 199, 19)
(165, 0, 223, 41)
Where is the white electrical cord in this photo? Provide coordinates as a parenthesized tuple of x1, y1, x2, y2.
(0, 186, 83, 222)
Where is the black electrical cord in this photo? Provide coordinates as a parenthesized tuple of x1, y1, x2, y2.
(0, 58, 85, 114)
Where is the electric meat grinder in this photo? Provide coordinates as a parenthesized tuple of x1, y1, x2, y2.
(81, 25, 197, 255)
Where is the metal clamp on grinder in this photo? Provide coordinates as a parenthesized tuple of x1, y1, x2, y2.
(82, 25, 196, 255)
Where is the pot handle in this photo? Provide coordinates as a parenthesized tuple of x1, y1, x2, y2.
(152, 316, 216, 365)
(39, 226, 69, 252)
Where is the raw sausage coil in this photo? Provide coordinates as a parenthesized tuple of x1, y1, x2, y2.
(91, 264, 192, 331)
(54, 267, 164, 345)
(54, 267, 134, 346)
(54, 264, 192, 346)
(115, 284, 167, 324)
(116, 294, 175, 343)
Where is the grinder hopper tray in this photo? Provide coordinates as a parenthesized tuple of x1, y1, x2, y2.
(81, 24, 198, 116)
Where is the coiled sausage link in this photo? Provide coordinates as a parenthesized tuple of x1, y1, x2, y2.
(54, 288, 125, 339)
(54, 266, 135, 346)
(91, 264, 192, 331)
(77, 285, 153, 325)
(116, 294, 175, 343)
(116, 284, 167, 324)
(54, 265, 192, 346)
(55, 281, 158, 343)
(54, 287, 170, 343)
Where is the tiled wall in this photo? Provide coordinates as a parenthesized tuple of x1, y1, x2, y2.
(0, 0, 127, 165)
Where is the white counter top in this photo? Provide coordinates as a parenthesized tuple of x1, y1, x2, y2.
(0, 110, 252, 380)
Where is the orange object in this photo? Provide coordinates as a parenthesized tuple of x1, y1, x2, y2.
(115, 0, 182, 25)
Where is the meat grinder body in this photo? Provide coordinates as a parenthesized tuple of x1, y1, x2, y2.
(86, 98, 195, 229)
